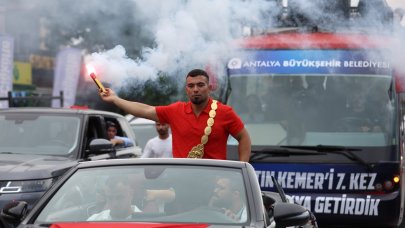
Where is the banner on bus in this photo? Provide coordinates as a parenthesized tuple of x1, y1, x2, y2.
(253, 162, 397, 217)
(228, 50, 392, 76)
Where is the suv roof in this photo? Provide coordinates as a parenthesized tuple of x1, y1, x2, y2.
(0, 107, 123, 116)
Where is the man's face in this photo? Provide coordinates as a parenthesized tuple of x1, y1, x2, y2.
(107, 182, 134, 219)
(155, 122, 169, 136)
(185, 75, 211, 105)
(210, 178, 233, 208)
(107, 126, 117, 140)
(352, 93, 366, 113)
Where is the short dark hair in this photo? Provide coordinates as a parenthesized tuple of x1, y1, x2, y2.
(106, 121, 117, 129)
(186, 69, 209, 81)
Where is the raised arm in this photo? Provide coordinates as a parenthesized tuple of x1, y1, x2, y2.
(99, 88, 159, 122)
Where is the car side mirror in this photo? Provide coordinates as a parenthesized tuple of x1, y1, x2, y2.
(1, 201, 28, 224)
(272, 202, 311, 228)
(89, 138, 115, 155)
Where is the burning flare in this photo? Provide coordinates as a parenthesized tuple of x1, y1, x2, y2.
(86, 65, 106, 93)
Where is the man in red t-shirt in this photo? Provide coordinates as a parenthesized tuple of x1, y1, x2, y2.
(98, 69, 251, 162)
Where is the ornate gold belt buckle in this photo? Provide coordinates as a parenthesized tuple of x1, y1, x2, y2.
(187, 144, 204, 158)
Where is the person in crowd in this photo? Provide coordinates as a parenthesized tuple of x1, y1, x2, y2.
(262, 76, 291, 122)
(106, 121, 134, 148)
(339, 92, 382, 132)
(394, 8, 404, 26)
(240, 94, 265, 123)
(296, 76, 328, 132)
(208, 173, 247, 222)
(141, 122, 173, 158)
(98, 69, 251, 161)
(394, 8, 405, 37)
(87, 176, 141, 221)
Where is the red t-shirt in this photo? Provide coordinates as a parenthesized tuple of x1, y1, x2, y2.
(156, 98, 244, 160)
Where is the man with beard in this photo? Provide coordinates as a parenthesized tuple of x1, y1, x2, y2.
(208, 174, 247, 222)
(141, 122, 173, 158)
(98, 69, 251, 161)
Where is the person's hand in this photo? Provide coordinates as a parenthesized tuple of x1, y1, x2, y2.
(110, 138, 124, 146)
(144, 190, 155, 201)
(145, 189, 175, 203)
(360, 126, 371, 132)
(99, 88, 116, 103)
(221, 208, 239, 221)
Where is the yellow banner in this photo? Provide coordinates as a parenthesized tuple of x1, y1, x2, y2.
(13, 62, 32, 85)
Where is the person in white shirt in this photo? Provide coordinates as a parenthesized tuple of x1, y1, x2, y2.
(87, 176, 141, 221)
(141, 122, 172, 158)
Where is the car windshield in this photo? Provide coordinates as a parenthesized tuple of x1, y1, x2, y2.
(228, 74, 396, 148)
(0, 113, 81, 156)
(35, 165, 249, 225)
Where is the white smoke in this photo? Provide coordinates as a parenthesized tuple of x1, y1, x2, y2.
(84, 0, 276, 88)
(84, 0, 405, 91)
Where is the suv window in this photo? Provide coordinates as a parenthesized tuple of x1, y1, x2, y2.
(104, 117, 136, 150)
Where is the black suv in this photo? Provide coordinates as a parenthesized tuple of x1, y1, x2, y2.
(0, 107, 142, 218)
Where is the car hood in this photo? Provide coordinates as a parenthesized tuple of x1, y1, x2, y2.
(0, 154, 78, 180)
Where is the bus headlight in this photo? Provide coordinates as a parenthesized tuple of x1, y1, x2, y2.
(393, 176, 400, 184)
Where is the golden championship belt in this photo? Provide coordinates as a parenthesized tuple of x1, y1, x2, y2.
(187, 144, 204, 158)
(187, 100, 218, 159)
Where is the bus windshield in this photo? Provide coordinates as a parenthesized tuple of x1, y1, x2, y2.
(228, 74, 396, 148)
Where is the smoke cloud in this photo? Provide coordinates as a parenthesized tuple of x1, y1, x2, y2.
(81, 0, 405, 91)
(84, 0, 277, 89)
(8, 0, 405, 86)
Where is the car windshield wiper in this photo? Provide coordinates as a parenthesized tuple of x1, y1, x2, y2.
(280, 145, 373, 170)
(271, 175, 288, 203)
(250, 147, 327, 161)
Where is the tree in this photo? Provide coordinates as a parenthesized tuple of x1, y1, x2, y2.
(118, 73, 180, 106)
(40, 0, 153, 58)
